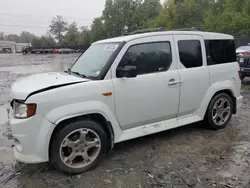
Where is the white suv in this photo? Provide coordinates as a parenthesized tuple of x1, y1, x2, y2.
(10, 30, 243, 174)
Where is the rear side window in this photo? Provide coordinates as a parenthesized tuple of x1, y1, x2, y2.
(118, 42, 172, 75)
(178, 40, 203, 68)
(205, 40, 236, 65)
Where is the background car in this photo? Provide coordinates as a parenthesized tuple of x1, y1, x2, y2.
(238, 55, 250, 80)
(42, 49, 53, 54)
(60, 48, 74, 54)
(236, 46, 250, 57)
(52, 49, 62, 54)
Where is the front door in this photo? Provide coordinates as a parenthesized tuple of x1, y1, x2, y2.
(111, 35, 181, 130)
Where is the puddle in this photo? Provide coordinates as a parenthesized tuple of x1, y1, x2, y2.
(0, 139, 14, 164)
(0, 104, 9, 126)
(217, 141, 250, 183)
(0, 62, 71, 74)
(0, 104, 15, 173)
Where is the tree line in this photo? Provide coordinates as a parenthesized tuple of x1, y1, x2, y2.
(0, 31, 36, 43)
(1, 0, 250, 49)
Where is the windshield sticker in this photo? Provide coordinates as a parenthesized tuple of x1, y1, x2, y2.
(104, 45, 118, 51)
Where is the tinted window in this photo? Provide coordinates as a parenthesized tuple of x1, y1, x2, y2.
(205, 40, 236, 65)
(118, 42, 172, 75)
(178, 40, 202, 68)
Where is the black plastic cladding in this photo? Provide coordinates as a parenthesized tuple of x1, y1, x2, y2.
(97, 41, 126, 80)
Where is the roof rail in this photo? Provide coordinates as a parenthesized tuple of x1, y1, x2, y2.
(123, 27, 165, 36)
(172, 27, 200, 31)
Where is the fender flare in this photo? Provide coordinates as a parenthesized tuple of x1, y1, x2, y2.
(195, 80, 237, 120)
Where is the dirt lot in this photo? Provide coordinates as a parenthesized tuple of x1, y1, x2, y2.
(1, 54, 250, 188)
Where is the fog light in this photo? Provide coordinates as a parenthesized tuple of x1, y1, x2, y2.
(14, 138, 22, 152)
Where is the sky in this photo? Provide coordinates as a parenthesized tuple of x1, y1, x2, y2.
(0, 0, 166, 36)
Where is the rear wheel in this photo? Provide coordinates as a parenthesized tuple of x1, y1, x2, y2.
(206, 93, 233, 130)
(50, 120, 108, 174)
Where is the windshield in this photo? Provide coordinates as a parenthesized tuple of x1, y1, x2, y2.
(70, 43, 120, 78)
(237, 46, 250, 51)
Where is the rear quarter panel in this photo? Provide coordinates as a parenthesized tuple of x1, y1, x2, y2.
(208, 62, 241, 97)
(195, 62, 241, 120)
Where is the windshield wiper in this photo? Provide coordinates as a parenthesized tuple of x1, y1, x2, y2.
(71, 71, 87, 78)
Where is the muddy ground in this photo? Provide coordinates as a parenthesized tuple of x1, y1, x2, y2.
(0, 54, 250, 188)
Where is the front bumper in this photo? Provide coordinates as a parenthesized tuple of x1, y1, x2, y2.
(10, 114, 56, 163)
(240, 68, 250, 77)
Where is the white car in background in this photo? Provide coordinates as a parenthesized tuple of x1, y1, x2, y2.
(10, 29, 242, 174)
(236, 46, 250, 57)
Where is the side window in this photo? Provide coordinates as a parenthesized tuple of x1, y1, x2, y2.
(178, 40, 202, 68)
(205, 40, 236, 65)
(118, 42, 172, 75)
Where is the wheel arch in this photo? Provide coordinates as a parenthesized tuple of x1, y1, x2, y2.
(48, 113, 115, 160)
(196, 82, 237, 120)
(210, 89, 236, 114)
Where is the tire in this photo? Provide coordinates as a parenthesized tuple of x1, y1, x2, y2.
(206, 93, 233, 130)
(50, 120, 108, 175)
(240, 75, 245, 81)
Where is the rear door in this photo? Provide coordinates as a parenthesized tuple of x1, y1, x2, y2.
(173, 35, 209, 123)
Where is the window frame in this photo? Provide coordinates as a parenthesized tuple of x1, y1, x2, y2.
(116, 41, 173, 76)
(177, 39, 203, 69)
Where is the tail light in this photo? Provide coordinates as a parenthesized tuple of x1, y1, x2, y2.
(243, 51, 250, 55)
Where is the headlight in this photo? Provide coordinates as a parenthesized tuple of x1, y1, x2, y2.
(13, 101, 36, 119)
(239, 58, 244, 63)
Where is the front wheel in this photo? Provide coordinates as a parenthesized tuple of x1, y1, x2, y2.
(50, 120, 108, 174)
(206, 93, 233, 130)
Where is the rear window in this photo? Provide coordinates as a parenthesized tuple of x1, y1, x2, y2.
(205, 40, 236, 65)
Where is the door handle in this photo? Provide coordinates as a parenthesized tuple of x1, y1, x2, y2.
(168, 79, 182, 86)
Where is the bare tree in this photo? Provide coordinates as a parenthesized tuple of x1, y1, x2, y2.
(49, 15, 68, 45)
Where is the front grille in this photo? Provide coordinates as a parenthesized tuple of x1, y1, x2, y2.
(243, 58, 250, 68)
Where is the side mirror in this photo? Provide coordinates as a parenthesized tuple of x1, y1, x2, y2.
(116, 65, 137, 78)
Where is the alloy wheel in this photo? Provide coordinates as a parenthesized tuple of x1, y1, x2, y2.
(59, 128, 101, 168)
(212, 98, 231, 126)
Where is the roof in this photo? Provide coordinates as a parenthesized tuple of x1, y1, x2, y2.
(94, 31, 234, 44)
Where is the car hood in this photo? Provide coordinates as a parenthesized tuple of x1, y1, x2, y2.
(236, 49, 247, 53)
(11, 72, 89, 100)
